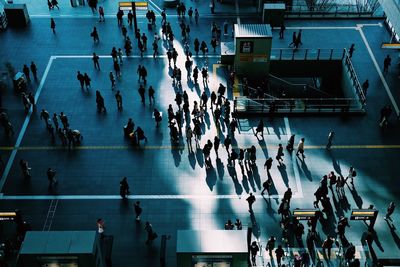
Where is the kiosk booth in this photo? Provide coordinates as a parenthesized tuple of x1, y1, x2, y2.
(17, 231, 107, 267)
(234, 24, 273, 79)
(177, 230, 248, 267)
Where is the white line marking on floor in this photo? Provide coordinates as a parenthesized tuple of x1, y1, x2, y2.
(53, 55, 221, 59)
(147, 0, 162, 14)
(0, 56, 55, 192)
(284, 117, 303, 198)
(357, 26, 400, 116)
(0, 194, 303, 200)
(285, 26, 357, 30)
(235, 0, 240, 25)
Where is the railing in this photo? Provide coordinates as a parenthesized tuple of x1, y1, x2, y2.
(285, 4, 385, 18)
(343, 50, 366, 106)
(270, 48, 346, 61)
(234, 96, 364, 114)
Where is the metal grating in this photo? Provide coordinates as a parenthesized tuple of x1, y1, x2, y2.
(235, 24, 272, 38)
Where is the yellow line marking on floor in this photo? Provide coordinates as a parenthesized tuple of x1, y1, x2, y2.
(0, 144, 400, 151)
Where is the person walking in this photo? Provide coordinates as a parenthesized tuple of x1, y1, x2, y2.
(40, 109, 50, 127)
(77, 71, 84, 89)
(345, 166, 356, 185)
(22, 64, 30, 81)
(186, 126, 193, 151)
(246, 193, 256, 212)
(296, 29, 303, 46)
(361, 79, 369, 97)
(348, 44, 355, 58)
(95, 90, 106, 113)
(194, 8, 199, 24)
(289, 31, 297, 47)
(322, 236, 334, 260)
(91, 27, 99, 43)
(52, 113, 59, 130)
(384, 202, 396, 221)
(134, 201, 142, 221)
(279, 23, 286, 39)
(275, 245, 285, 267)
(92, 52, 100, 70)
(154, 109, 162, 127)
(144, 221, 157, 245)
(261, 178, 272, 196)
(254, 119, 264, 139)
(109, 71, 116, 90)
(50, 18, 56, 34)
(30, 62, 38, 81)
(98, 6, 105, 22)
(250, 241, 259, 266)
(115, 90, 123, 110)
(223, 135, 231, 156)
(276, 143, 284, 165)
(383, 55, 391, 74)
(148, 86, 155, 104)
(47, 167, 57, 187)
(296, 137, 305, 159)
(83, 73, 91, 90)
(119, 177, 130, 199)
(326, 131, 334, 150)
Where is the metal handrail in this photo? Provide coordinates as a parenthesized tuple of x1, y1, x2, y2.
(270, 48, 344, 61)
(284, 4, 384, 17)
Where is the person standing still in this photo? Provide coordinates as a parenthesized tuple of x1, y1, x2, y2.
(50, 18, 56, 34)
(326, 131, 334, 150)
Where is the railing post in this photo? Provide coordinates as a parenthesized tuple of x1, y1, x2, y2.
(292, 49, 295, 60)
(342, 48, 346, 60)
(335, 6, 338, 17)
(280, 49, 282, 60)
(329, 49, 333, 60)
(347, 5, 350, 16)
(317, 49, 320, 60)
(305, 49, 308, 60)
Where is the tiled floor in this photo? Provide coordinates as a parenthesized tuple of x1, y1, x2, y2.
(1, 0, 400, 266)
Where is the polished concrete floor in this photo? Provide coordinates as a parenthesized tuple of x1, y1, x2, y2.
(1, 0, 400, 266)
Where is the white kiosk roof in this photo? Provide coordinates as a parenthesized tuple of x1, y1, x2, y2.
(235, 24, 272, 38)
(19, 231, 96, 254)
(177, 230, 248, 253)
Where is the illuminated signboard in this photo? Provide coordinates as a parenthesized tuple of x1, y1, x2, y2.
(350, 209, 378, 221)
(292, 209, 319, 220)
(0, 211, 17, 221)
(119, 2, 148, 11)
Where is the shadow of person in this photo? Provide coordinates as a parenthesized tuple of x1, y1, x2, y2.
(297, 159, 313, 181)
(262, 196, 278, 221)
(347, 184, 363, 209)
(251, 165, 262, 190)
(216, 157, 225, 180)
(171, 146, 181, 167)
(241, 174, 250, 194)
(228, 166, 243, 196)
(250, 211, 261, 239)
(277, 163, 289, 188)
(330, 151, 342, 176)
(386, 220, 400, 249)
(205, 167, 217, 191)
(188, 150, 196, 169)
(204, 110, 211, 130)
(258, 139, 269, 159)
(195, 148, 204, 168)
(246, 169, 256, 192)
(330, 187, 345, 218)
